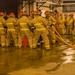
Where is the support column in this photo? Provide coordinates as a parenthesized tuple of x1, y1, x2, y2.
(33, 2, 37, 10)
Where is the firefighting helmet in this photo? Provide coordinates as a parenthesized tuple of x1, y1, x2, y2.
(30, 10, 34, 15)
(34, 10, 40, 15)
(69, 14, 74, 16)
(0, 12, 4, 16)
(9, 13, 15, 17)
(60, 14, 63, 16)
(64, 14, 68, 16)
(45, 11, 50, 15)
(22, 11, 27, 15)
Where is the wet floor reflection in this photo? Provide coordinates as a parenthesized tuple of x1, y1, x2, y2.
(62, 56, 74, 64)
(0, 35, 75, 74)
(63, 48, 75, 55)
(0, 46, 61, 74)
(61, 48, 75, 64)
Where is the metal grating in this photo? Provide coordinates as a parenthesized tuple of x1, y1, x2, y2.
(63, 0, 75, 12)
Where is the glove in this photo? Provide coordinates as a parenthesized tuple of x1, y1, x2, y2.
(50, 24, 54, 27)
(4, 26, 7, 28)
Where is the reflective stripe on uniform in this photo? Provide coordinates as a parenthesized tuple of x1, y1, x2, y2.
(7, 23, 13, 25)
(8, 29, 15, 31)
(34, 23, 43, 26)
(1, 43, 5, 47)
(34, 23, 46, 31)
(20, 23, 27, 25)
(21, 29, 29, 30)
(33, 44, 36, 46)
(45, 45, 50, 48)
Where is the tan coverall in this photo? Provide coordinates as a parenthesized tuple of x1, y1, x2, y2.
(0, 16, 6, 47)
(5, 17, 17, 47)
(64, 16, 69, 34)
(72, 18, 75, 35)
(30, 15, 50, 49)
(66, 17, 74, 35)
(58, 16, 65, 34)
(48, 16, 57, 44)
(17, 16, 33, 48)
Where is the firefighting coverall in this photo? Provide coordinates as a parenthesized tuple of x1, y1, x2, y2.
(5, 17, 17, 47)
(45, 15, 56, 44)
(66, 17, 74, 35)
(58, 16, 65, 34)
(64, 16, 69, 34)
(53, 14, 59, 31)
(0, 16, 6, 47)
(48, 16, 57, 44)
(17, 16, 33, 48)
(72, 18, 75, 35)
(29, 15, 50, 49)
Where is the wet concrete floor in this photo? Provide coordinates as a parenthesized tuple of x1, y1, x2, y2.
(0, 35, 75, 75)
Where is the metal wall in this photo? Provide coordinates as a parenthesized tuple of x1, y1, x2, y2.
(0, 0, 18, 17)
(18, 0, 34, 15)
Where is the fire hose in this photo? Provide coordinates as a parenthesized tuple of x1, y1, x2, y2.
(48, 26, 75, 49)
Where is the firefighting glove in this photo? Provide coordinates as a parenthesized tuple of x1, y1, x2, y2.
(4, 25, 7, 29)
(50, 24, 54, 27)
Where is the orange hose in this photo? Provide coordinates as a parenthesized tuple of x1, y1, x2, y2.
(49, 26, 75, 49)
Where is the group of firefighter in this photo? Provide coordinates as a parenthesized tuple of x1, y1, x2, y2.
(0, 10, 75, 50)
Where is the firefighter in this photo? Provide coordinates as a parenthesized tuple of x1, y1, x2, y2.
(72, 16, 75, 35)
(66, 14, 74, 35)
(45, 11, 57, 44)
(58, 14, 65, 34)
(29, 11, 36, 33)
(14, 12, 22, 48)
(16, 11, 33, 48)
(29, 10, 50, 50)
(0, 12, 6, 47)
(51, 11, 59, 31)
(64, 14, 69, 34)
(5, 13, 17, 47)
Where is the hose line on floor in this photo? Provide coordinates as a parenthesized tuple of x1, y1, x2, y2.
(48, 26, 75, 49)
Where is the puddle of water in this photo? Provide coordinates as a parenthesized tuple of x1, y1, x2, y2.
(61, 56, 75, 64)
(62, 48, 75, 64)
(63, 48, 75, 55)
